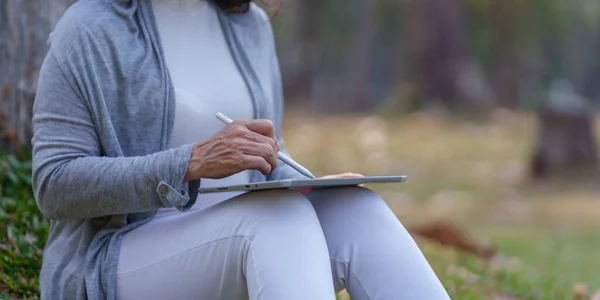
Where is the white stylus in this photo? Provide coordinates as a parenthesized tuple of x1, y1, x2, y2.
(216, 112, 316, 179)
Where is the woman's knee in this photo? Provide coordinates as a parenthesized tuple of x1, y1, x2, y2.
(227, 189, 327, 242)
(307, 186, 392, 220)
(306, 186, 411, 247)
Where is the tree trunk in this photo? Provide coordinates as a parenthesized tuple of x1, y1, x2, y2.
(344, 0, 378, 112)
(582, 19, 600, 104)
(400, 0, 494, 113)
(487, 0, 532, 109)
(530, 81, 599, 179)
(530, 6, 599, 179)
(0, 0, 72, 156)
(284, 0, 324, 102)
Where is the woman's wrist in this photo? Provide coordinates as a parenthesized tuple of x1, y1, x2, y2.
(183, 141, 208, 182)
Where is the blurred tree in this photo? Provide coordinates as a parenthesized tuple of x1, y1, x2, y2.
(343, 0, 378, 111)
(284, 0, 324, 102)
(531, 80, 598, 179)
(0, 0, 73, 156)
(530, 2, 599, 179)
(283, 0, 380, 113)
(486, 0, 534, 109)
(583, 33, 600, 104)
(278, 0, 600, 114)
(400, 0, 494, 113)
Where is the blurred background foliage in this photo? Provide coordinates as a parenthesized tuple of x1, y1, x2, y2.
(274, 0, 600, 113)
(1, 0, 600, 299)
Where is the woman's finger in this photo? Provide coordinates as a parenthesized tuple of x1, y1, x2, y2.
(244, 119, 276, 140)
(255, 142, 278, 171)
(320, 172, 364, 179)
(238, 141, 278, 170)
(241, 154, 272, 175)
(246, 131, 278, 153)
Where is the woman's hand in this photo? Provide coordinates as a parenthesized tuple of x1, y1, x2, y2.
(319, 172, 364, 180)
(184, 119, 281, 181)
(296, 172, 364, 195)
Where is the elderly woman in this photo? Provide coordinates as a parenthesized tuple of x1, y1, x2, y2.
(32, 0, 450, 299)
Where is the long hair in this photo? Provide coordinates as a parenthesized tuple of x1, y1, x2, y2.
(212, 0, 281, 17)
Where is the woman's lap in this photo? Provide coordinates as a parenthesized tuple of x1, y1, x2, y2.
(116, 187, 449, 300)
(116, 189, 335, 300)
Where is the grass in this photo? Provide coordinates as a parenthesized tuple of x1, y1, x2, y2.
(2, 110, 599, 299)
(0, 155, 43, 299)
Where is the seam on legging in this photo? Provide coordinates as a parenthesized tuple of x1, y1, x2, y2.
(331, 257, 372, 300)
(349, 271, 372, 300)
(247, 240, 263, 299)
(118, 235, 250, 277)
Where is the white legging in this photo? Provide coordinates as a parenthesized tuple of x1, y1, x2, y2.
(116, 187, 450, 300)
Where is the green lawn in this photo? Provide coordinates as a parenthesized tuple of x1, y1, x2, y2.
(2, 110, 599, 299)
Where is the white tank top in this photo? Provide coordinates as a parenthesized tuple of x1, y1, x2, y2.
(152, 0, 254, 210)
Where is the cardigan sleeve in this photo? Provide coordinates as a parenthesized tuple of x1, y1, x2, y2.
(32, 48, 195, 220)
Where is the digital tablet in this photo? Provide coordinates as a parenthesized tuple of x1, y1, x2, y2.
(198, 176, 407, 194)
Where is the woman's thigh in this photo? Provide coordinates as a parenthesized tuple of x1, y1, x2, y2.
(116, 189, 335, 300)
